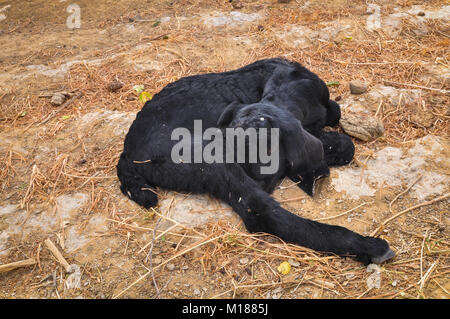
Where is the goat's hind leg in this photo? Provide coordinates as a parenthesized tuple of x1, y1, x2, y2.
(116, 152, 158, 208)
(318, 131, 355, 167)
(326, 99, 341, 127)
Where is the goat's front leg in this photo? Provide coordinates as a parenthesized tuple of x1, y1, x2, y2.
(288, 163, 329, 197)
(289, 130, 355, 196)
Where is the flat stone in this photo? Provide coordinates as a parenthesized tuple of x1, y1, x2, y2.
(167, 263, 176, 271)
(107, 80, 124, 92)
(158, 194, 237, 229)
(349, 80, 368, 94)
(331, 135, 448, 200)
(51, 93, 66, 106)
(410, 106, 435, 128)
(202, 11, 261, 27)
(340, 112, 384, 141)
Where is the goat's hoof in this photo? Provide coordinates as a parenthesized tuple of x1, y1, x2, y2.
(356, 237, 395, 265)
(371, 248, 395, 264)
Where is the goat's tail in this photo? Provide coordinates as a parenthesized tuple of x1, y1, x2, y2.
(116, 152, 158, 208)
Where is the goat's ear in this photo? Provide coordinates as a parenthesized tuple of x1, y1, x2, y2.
(217, 101, 242, 127)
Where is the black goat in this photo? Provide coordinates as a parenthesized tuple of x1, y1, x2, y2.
(117, 58, 394, 264)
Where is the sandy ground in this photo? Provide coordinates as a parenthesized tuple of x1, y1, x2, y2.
(0, 0, 449, 299)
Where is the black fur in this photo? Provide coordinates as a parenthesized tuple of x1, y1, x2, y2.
(117, 58, 394, 264)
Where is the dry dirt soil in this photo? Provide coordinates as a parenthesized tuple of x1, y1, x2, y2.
(0, 0, 449, 299)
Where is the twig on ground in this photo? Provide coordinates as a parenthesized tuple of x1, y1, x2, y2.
(419, 260, 438, 292)
(147, 217, 162, 297)
(314, 202, 369, 222)
(382, 80, 449, 94)
(370, 192, 450, 236)
(44, 238, 71, 272)
(38, 92, 83, 125)
(389, 175, 422, 214)
(0, 258, 36, 273)
(113, 233, 223, 298)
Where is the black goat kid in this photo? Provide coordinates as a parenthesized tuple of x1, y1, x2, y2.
(117, 58, 395, 265)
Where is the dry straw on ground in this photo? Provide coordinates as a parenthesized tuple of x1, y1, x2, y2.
(0, 0, 448, 299)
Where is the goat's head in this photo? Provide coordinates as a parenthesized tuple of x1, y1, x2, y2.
(217, 102, 329, 195)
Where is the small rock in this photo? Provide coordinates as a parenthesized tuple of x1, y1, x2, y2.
(417, 11, 425, 17)
(345, 273, 355, 280)
(239, 257, 249, 265)
(410, 106, 434, 128)
(107, 80, 124, 92)
(65, 264, 81, 289)
(181, 265, 189, 270)
(152, 257, 162, 265)
(366, 264, 381, 289)
(288, 258, 300, 267)
(193, 288, 201, 296)
(391, 280, 398, 287)
(229, 0, 243, 9)
(349, 80, 368, 94)
(51, 93, 66, 106)
(271, 287, 283, 299)
(340, 111, 384, 141)
(166, 263, 176, 271)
